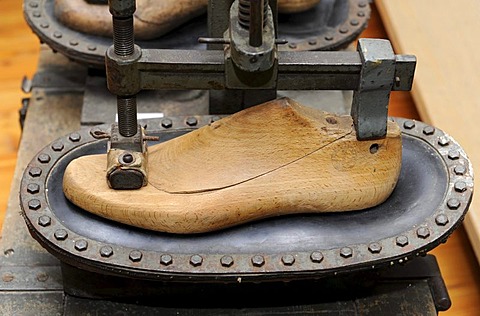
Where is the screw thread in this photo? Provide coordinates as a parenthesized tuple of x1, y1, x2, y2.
(117, 96, 137, 137)
(113, 17, 134, 56)
(238, 0, 268, 29)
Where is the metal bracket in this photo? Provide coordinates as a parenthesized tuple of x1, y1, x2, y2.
(351, 39, 395, 140)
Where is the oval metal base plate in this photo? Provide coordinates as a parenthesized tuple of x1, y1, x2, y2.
(20, 117, 473, 282)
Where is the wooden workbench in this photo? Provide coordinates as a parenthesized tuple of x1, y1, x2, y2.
(0, 1, 479, 315)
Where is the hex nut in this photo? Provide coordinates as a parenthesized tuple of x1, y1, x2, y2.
(29, 167, 42, 177)
(69, 133, 81, 142)
(251, 255, 265, 267)
(396, 236, 409, 247)
(190, 255, 203, 267)
(186, 117, 198, 127)
(37, 153, 51, 164)
(454, 181, 467, 192)
(454, 165, 466, 175)
(417, 227, 430, 239)
(109, 0, 136, 17)
(51, 142, 64, 151)
(27, 183, 40, 194)
(435, 214, 449, 226)
(281, 254, 295, 266)
(310, 251, 324, 263)
(160, 254, 173, 266)
(403, 120, 415, 129)
(438, 136, 450, 147)
(423, 126, 435, 135)
(100, 246, 113, 258)
(448, 150, 460, 160)
(129, 250, 143, 262)
(75, 239, 88, 251)
(28, 199, 41, 210)
(38, 215, 51, 227)
(220, 255, 234, 267)
(54, 229, 68, 241)
(447, 198, 460, 210)
(161, 119, 173, 128)
(368, 242, 382, 254)
(340, 247, 353, 258)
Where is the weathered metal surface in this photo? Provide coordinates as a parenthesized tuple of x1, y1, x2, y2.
(19, 115, 473, 283)
(24, 0, 370, 68)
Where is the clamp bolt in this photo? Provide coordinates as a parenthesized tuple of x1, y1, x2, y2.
(27, 183, 40, 194)
(310, 251, 324, 263)
(100, 246, 114, 258)
(129, 250, 143, 262)
(74, 240, 88, 251)
(251, 255, 265, 267)
(396, 236, 409, 247)
(340, 247, 353, 258)
(38, 215, 51, 227)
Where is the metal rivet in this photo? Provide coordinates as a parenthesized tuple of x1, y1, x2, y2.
(350, 19, 359, 26)
(69, 133, 81, 142)
(40, 23, 49, 28)
(435, 214, 449, 226)
(119, 152, 134, 165)
(448, 150, 460, 160)
(310, 251, 324, 263)
(37, 153, 51, 164)
(308, 39, 317, 45)
(100, 246, 113, 258)
(340, 247, 353, 258)
(454, 181, 467, 192)
(29, 2, 39, 8)
(396, 236, 408, 247)
(87, 45, 97, 51)
(220, 255, 234, 267)
(74, 240, 88, 251)
(251, 255, 265, 267)
(27, 183, 40, 194)
(281, 254, 295, 266)
(69, 40, 78, 46)
(38, 215, 51, 227)
(403, 120, 415, 129)
(51, 142, 64, 151)
(29, 167, 42, 177)
(325, 35, 334, 41)
(161, 118, 173, 128)
(53, 31, 62, 39)
(359, 2, 367, 7)
(186, 117, 198, 127)
(28, 199, 41, 210)
(357, 12, 365, 17)
(54, 229, 68, 240)
(32, 11, 41, 17)
(417, 227, 430, 239)
(454, 165, 466, 175)
(288, 43, 297, 49)
(339, 27, 349, 34)
(190, 254, 203, 267)
(368, 242, 382, 254)
(2, 273, 14, 283)
(129, 250, 143, 262)
(423, 126, 435, 135)
(447, 198, 460, 210)
(160, 254, 173, 266)
(36, 272, 49, 282)
(438, 136, 450, 146)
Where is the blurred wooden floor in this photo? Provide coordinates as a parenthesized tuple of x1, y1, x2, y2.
(0, 1, 479, 315)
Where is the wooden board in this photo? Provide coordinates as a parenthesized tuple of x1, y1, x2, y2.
(375, 0, 480, 265)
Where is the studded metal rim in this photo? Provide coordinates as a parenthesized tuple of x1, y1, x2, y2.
(20, 117, 473, 283)
(24, 0, 370, 68)
(278, 0, 371, 52)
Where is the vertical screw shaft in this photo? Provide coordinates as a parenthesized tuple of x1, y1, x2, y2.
(113, 17, 135, 56)
(117, 96, 138, 137)
(249, 0, 265, 47)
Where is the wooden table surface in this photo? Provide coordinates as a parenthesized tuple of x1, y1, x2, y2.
(0, 1, 479, 315)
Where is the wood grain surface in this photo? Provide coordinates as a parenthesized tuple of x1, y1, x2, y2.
(0, 1, 478, 314)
